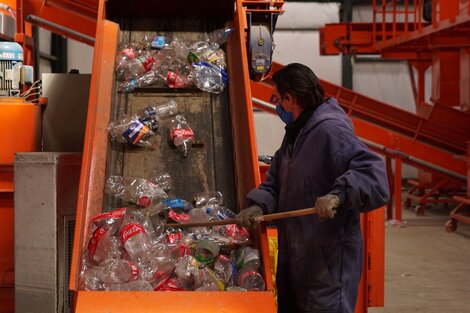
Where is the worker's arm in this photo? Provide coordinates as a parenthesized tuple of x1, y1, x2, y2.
(326, 122, 390, 213)
(246, 149, 282, 214)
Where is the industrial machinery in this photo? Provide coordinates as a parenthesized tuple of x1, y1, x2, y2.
(66, 0, 284, 312)
(0, 41, 33, 96)
(6, 1, 390, 312)
(319, 0, 470, 228)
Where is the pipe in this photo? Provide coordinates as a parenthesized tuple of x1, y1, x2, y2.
(252, 97, 276, 111)
(362, 138, 467, 182)
(26, 15, 95, 45)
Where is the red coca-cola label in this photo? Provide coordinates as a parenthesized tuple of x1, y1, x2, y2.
(168, 210, 189, 223)
(225, 224, 238, 237)
(157, 278, 186, 291)
(176, 244, 190, 257)
(171, 128, 194, 140)
(166, 231, 182, 244)
(167, 71, 178, 84)
(120, 222, 146, 243)
(138, 196, 151, 207)
(123, 260, 140, 280)
(153, 271, 172, 291)
(88, 226, 108, 257)
(142, 56, 155, 72)
(120, 48, 136, 59)
(92, 208, 127, 223)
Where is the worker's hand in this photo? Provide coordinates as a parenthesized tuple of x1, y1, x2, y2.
(236, 205, 264, 228)
(315, 194, 339, 219)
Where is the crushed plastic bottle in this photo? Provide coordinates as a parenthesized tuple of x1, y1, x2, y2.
(141, 100, 178, 120)
(108, 114, 159, 147)
(169, 115, 194, 157)
(193, 191, 223, 208)
(214, 255, 236, 286)
(87, 226, 122, 264)
(97, 258, 140, 285)
(237, 268, 265, 291)
(193, 267, 225, 291)
(91, 207, 127, 229)
(81, 267, 105, 291)
(208, 27, 235, 47)
(118, 70, 164, 93)
(236, 246, 261, 270)
(115, 44, 137, 81)
(105, 176, 168, 207)
(191, 61, 228, 94)
(206, 205, 235, 220)
(174, 255, 200, 286)
(120, 51, 156, 81)
(119, 218, 152, 261)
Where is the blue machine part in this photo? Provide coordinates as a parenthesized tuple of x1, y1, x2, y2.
(0, 42, 23, 62)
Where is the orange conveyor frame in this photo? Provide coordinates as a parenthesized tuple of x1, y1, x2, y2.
(69, 0, 278, 312)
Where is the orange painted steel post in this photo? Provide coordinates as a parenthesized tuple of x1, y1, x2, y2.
(431, 50, 461, 107)
(394, 157, 402, 221)
(460, 48, 470, 111)
(410, 61, 431, 112)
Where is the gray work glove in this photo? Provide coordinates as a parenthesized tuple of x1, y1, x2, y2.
(236, 205, 264, 228)
(315, 194, 339, 219)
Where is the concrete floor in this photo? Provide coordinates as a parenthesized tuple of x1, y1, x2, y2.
(369, 204, 470, 313)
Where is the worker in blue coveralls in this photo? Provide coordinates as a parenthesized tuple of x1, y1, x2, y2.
(236, 63, 389, 313)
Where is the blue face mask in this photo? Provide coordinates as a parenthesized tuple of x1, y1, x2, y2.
(276, 103, 293, 125)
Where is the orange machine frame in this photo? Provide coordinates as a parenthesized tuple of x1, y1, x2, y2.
(0, 98, 41, 313)
(69, 1, 277, 312)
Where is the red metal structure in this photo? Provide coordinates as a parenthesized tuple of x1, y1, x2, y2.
(320, 0, 470, 228)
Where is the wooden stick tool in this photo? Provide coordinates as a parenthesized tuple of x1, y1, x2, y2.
(165, 207, 318, 229)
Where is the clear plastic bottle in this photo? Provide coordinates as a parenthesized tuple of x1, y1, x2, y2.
(108, 115, 159, 147)
(188, 41, 226, 69)
(206, 205, 235, 220)
(236, 246, 261, 270)
(191, 61, 228, 94)
(108, 280, 154, 291)
(87, 226, 122, 264)
(115, 44, 137, 81)
(81, 267, 105, 291)
(118, 70, 164, 93)
(188, 207, 211, 222)
(96, 258, 140, 285)
(214, 255, 236, 286)
(237, 268, 265, 291)
(208, 27, 235, 47)
(105, 176, 168, 207)
(119, 218, 152, 261)
(142, 100, 178, 119)
(193, 191, 223, 207)
(193, 267, 224, 291)
(120, 51, 156, 81)
(169, 115, 194, 157)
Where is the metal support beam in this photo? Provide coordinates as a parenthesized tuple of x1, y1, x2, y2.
(51, 33, 68, 73)
(340, 0, 353, 89)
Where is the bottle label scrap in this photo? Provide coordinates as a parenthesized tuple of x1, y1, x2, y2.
(122, 120, 151, 145)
